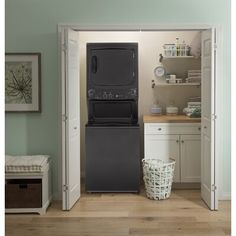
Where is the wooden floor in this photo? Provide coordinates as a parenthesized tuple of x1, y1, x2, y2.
(5, 188, 231, 236)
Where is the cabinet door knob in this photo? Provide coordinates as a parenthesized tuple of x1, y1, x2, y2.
(176, 140, 179, 143)
(181, 140, 184, 143)
(204, 126, 207, 129)
(198, 127, 201, 131)
(158, 128, 162, 131)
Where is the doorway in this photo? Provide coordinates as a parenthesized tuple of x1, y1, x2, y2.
(59, 25, 220, 211)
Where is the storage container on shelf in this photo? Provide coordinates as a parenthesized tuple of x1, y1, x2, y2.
(163, 44, 175, 57)
(163, 40, 190, 57)
(166, 106, 178, 115)
(150, 103, 162, 115)
(176, 37, 180, 56)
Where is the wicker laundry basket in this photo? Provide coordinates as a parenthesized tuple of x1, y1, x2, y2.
(142, 158, 175, 200)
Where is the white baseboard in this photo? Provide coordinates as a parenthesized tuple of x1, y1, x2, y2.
(219, 192, 231, 200)
(52, 189, 231, 201)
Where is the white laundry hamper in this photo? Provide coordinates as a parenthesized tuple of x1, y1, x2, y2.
(142, 158, 175, 200)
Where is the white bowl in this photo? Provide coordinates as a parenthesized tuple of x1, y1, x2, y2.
(166, 106, 178, 115)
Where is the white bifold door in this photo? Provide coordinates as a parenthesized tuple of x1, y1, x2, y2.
(61, 28, 81, 210)
(201, 29, 218, 210)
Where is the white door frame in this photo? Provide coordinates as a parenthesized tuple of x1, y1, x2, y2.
(57, 23, 224, 202)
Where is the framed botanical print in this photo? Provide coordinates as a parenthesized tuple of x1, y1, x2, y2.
(5, 53, 41, 112)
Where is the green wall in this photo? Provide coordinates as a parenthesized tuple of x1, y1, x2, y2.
(5, 0, 231, 197)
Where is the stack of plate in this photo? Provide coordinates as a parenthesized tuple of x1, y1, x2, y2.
(188, 102, 201, 109)
(186, 70, 201, 83)
(183, 102, 201, 117)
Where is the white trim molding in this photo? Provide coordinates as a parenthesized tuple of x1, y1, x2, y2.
(57, 24, 225, 207)
(219, 192, 231, 201)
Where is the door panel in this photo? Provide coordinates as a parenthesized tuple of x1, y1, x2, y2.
(86, 126, 140, 192)
(90, 49, 135, 86)
(202, 67, 211, 119)
(62, 28, 80, 210)
(201, 29, 217, 210)
(180, 135, 201, 183)
(144, 134, 180, 182)
(201, 133, 212, 205)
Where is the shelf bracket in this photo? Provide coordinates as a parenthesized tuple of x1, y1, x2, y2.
(151, 80, 155, 88)
(63, 185, 69, 192)
(159, 53, 163, 63)
(211, 184, 217, 192)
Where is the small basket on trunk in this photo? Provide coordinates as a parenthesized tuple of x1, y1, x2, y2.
(142, 158, 175, 200)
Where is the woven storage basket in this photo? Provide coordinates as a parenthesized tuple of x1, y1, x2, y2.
(142, 158, 175, 200)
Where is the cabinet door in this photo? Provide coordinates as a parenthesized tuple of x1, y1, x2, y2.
(180, 135, 201, 183)
(144, 134, 180, 182)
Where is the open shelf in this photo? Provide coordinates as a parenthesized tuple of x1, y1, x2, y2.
(163, 56, 194, 59)
(155, 82, 201, 87)
(159, 53, 196, 62)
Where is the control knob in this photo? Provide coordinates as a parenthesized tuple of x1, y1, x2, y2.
(103, 92, 107, 99)
(108, 93, 113, 99)
(132, 88, 137, 96)
(129, 88, 137, 96)
(88, 89, 95, 98)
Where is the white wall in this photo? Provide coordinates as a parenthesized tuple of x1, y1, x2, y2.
(78, 31, 201, 175)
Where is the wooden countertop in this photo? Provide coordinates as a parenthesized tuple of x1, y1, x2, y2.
(143, 115, 201, 123)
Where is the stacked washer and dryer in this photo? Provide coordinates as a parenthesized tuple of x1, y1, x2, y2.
(85, 43, 140, 192)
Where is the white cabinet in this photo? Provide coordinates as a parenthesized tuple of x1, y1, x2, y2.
(5, 161, 52, 215)
(144, 123, 201, 183)
(180, 135, 201, 182)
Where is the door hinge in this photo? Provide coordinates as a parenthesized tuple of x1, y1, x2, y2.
(213, 44, 217, 51)
(212, 114, 217, 120)
(62, 114, 68, 122)
(211, 184, 217, 192)
(63, 185, 69, 192)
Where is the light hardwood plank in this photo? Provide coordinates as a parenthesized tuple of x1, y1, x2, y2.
(5, 189, 231, 236)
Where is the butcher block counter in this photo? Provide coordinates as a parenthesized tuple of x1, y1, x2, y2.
(143, 115, 201, 123)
